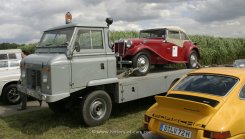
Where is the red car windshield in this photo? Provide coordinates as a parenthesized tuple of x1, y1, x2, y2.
(139, 29, 166, 38)
(173, 74, 238, 96)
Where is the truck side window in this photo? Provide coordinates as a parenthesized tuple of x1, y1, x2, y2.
(9, 53, 17, 59)
(78, 30, 91, 49)
(91, 30, 103, 49)
(77, 29, 103, 49)
(0, 54, 7, 60)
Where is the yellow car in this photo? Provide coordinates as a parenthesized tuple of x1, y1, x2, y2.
(144, 67, 245, 139)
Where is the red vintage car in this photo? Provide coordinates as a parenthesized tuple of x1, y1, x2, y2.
(113, 27, 200, 76)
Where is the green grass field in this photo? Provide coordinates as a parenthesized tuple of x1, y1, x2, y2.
(0, 97, 156, 139)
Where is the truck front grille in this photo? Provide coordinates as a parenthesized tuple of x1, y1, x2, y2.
(27, 69, 41, 90)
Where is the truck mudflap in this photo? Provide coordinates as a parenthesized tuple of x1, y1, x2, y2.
(17, 84, 70, 102)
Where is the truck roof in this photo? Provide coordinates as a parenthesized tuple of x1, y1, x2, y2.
(45, 23, 108, 31)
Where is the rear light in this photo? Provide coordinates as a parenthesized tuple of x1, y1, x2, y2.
(144, 115, 151, 123)
(144, 115, 151, 130)
(204, 130, 231, 139)
(143, 123, 148, 129)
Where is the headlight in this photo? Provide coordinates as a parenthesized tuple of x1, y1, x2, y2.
(126, 40, 132, 48)
(42, 74, 48, 83)
(21, 70, 26, 78)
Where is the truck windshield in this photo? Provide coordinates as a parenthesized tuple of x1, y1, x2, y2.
(38, 28, 74, 47)
(139, 29, 165, 38)
(173, 74, 238, 96)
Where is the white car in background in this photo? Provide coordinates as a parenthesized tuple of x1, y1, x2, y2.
(233, 59, 245, 68)
(0, 49, 22, 105)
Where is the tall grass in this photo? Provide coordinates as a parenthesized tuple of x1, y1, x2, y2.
(190, 35, 245, 65)
(110, 31, 138, 42)
(110, 31, 245, 65)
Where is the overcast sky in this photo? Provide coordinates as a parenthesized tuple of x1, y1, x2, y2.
(0, 0, 244, 43)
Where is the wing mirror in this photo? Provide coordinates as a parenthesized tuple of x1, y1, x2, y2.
(74, 42, 80, 52)
(106, 18, 113, 27)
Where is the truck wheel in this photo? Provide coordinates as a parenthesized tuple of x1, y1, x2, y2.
(2, 84, 21, 105)
(132, 52, 150, 76)
(186, 51, 199, 69)
(80, 90, 112, 126)
(48, 100, 69, 113)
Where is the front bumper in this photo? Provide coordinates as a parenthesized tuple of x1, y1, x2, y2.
(17, 85, 70, 103)
(116, 54, 132, 66)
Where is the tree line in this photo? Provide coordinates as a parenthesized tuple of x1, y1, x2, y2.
(0, 43, 36, 55)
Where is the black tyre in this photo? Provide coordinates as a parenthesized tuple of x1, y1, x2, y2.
(2, 84, 20, 105)
(132, 52, 150, 76)
(48, 100, 69, 113)
(186, 51, 199, 69)
(80, 90, 112, 127)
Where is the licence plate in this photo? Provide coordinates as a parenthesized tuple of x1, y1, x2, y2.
(160, 124, 192, 139)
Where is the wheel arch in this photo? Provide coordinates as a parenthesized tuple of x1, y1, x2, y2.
(1, 81, 18, 97)
(71, 83, 117, 102)
(185, 47, 200, 62)
(127, 44, 158, 58)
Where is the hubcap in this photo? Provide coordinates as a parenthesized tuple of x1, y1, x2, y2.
(90, 98, 107, 120)
(7, 88, 20, 103)
(137, 56, 149, 73)
(190, 54, 197, 68)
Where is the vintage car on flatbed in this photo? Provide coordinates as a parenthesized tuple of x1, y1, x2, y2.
(144, 67, 245, 139)
(113, 27, 200, 76)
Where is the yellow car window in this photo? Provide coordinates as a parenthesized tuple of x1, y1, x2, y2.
(174, 74, 238, 96)
(240, 85, 245, 98)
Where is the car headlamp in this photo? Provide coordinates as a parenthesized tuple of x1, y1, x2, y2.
(126, 40, 133, 48)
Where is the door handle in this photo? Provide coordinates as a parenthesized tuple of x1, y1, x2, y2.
(100, 63, 105, 69)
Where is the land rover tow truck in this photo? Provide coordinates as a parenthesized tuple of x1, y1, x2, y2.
(18, 14, 192, 126)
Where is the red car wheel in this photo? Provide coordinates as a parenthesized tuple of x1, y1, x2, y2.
(132, 52, 151, 76)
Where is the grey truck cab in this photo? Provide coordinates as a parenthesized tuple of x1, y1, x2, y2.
(18, 17, 190, 126)
(18, 19, 117, 125)
(19, 22, 116, 102)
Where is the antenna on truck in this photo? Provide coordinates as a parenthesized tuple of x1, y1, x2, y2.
(106, 18, 113, 27)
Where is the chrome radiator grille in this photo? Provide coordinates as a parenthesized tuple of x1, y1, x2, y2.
(27, 69, 41, 90)
(113, 42, 127, 57)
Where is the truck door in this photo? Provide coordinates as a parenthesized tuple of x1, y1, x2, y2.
(71, 28, 108, 88)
